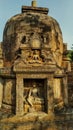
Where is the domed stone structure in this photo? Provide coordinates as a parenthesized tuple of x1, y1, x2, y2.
(0, 1, 71, 115)
(3, 5, 63, 68)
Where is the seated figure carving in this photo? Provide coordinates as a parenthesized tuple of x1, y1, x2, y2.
(23, 82, 44, 112)
(29, 50, 43, 64)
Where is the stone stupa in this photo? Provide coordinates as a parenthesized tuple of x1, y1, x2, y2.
(0, 0, 71, 117)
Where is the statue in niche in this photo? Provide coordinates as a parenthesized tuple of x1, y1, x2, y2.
(23, 82, 44, 112)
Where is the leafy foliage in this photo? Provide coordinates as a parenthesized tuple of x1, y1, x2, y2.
(68, 50, 73, 61)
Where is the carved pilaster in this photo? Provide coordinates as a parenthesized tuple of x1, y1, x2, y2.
(63, 76, 68, 105)
(16, 75, 24, 115)
(53, 78, 61, 99)
(0, 78, 3, 108)
(46, 78, 54, 114)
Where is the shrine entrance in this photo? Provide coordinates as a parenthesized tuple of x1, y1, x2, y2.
(23, 79, 46, 113)
(15, 69, 54, 116)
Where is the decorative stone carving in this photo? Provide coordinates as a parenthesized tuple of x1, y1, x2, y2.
(14, 49, 43, 66)
(23, 80, 44, 112)
(30, 33, 42, 49)
(41, 49, 55, 65)
(28, 50, 43, 64)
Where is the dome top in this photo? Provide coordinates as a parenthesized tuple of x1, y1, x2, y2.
(22, 6, 49, 14)
(21, 0, 49, 14)
(2, 5, 63, 67)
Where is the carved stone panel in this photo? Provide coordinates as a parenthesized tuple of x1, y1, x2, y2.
(3, 79, 16, 106)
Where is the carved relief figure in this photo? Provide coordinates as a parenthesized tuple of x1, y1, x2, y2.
(29, 50, 43, 64)
(23, 81, 44, 112)
(41, 49, 55, 64)
(14, 48, 30, 65)
(27, 83, 39, 107)
(13, 31, 63, 68)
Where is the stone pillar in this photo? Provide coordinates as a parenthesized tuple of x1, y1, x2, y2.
(63, 76, 68, 105)
(16, 75, 24, 116)
(32, 0, 37, 7)
(46, 78, 54, 114)
(0, 78, 3, 108)
(53, 78, 61, 99)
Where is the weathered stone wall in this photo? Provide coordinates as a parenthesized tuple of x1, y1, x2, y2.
(1, 5, 70, 115)
(2, 79, 16, 109)
(0, 43, 4, 108)
(0, 78, 3, 108)
(0, 43, 3, 67)
(68, 62, 73, 106)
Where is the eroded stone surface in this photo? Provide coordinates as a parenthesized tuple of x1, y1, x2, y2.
(0, 3, 72, 120)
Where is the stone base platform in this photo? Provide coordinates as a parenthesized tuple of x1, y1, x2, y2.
(0, 109, 73, 130)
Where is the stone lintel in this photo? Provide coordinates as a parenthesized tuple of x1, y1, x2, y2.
(54, 73, 66, 78)
(22, 6, 49, 14)
(0, 68, 15, 78)
(13, 66, 56, 73)
(0, 74, 15, 78)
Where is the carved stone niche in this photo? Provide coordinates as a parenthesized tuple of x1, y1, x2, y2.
(15, 71, 54, 116)
(23, 79, 45, 113)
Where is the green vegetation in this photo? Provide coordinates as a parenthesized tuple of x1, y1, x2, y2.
(68, 50, 73, 61)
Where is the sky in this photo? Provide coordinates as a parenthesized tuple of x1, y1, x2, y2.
(0, 0, 73, 49)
